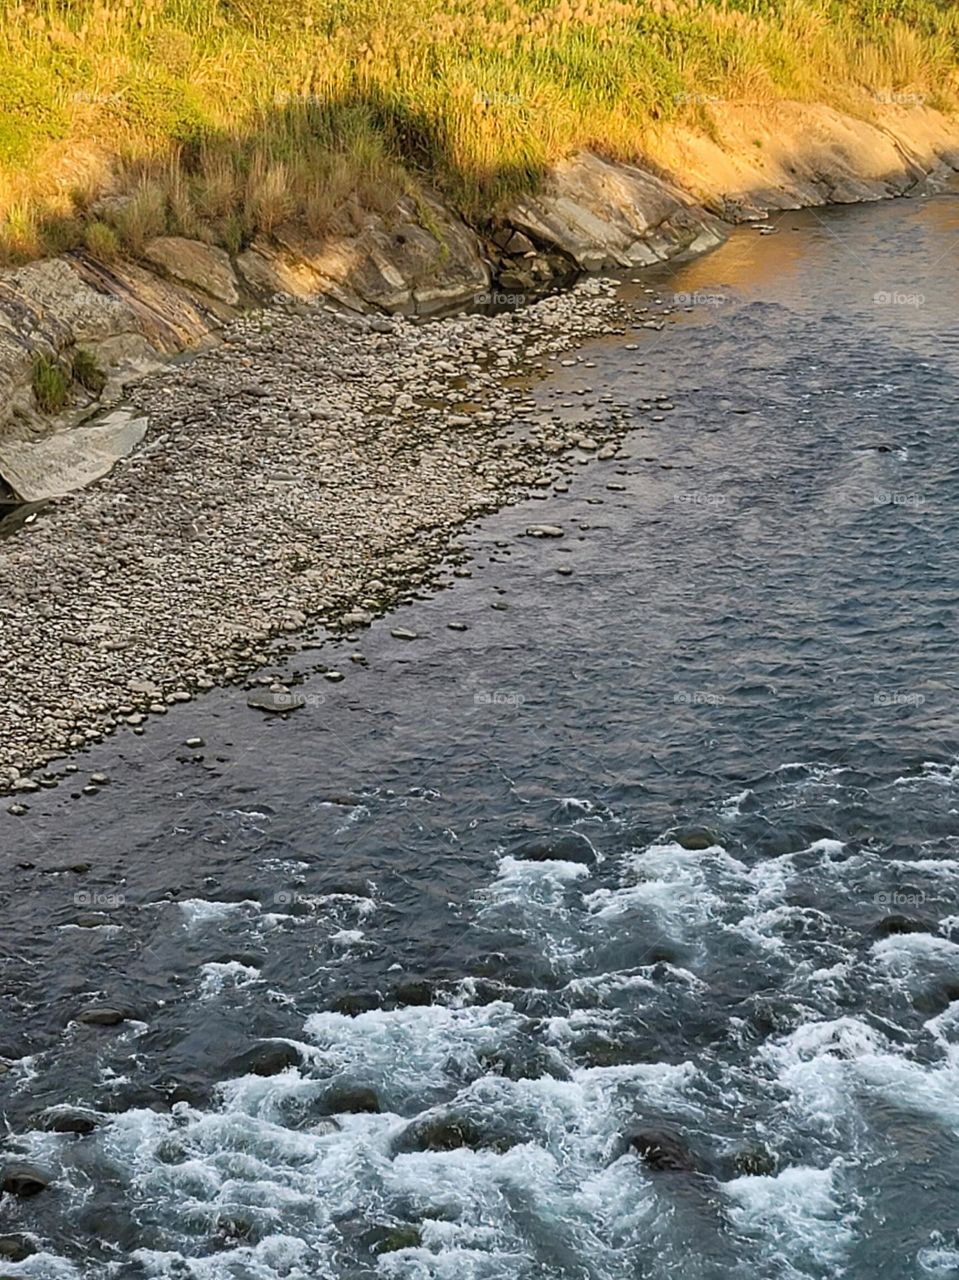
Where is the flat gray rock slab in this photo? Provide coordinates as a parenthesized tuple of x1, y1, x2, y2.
(0, 411, 147, 501)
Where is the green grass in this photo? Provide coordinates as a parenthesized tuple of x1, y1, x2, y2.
(31, 354, 71, 413)
(0, 0, 957, 264)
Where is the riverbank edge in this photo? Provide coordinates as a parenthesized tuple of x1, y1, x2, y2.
(2, 97, 958, 489)
(1, 97, 958, 795)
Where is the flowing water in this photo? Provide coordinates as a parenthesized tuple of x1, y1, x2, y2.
(3, 188, 959, 1279)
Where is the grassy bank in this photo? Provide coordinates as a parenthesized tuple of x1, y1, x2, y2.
(1, 0, 957, 264)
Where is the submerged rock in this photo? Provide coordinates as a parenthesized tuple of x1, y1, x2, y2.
(869, 914, 935, 937)
(229, 1041, 303, 1077)
(627, 1129, 701, 1173)
(731, 1148, 778, 1177)
(36, 1107, 98, 1135)
(0, 1234, 34, 1261)
(1, 1162, 51, 1198)
(672, 827, 721, 851)
(510, 831, 598, 865)
(246, 688, 306, 714)
(372, 1225, 422, 1255)
(75, 1006, 127, 1027)
(394, 1114, 519, 1155)
(323, 1086, 381, 1115)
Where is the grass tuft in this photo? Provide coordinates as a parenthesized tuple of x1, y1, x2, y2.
(31, 354, 71, 413)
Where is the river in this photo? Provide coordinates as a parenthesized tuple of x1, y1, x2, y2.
(2, 186, 959, 1278)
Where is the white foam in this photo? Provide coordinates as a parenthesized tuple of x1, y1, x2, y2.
(198, 961, 260, 998)
(720, 787, 753, 817)
(725, 1163, 855, 1271)
(760, 1018, 888, 1138)
(871, 933, 959, 967)
(584, 841, 744, 934)
(328, 928, 365, 947)
(303, 1002, 528, 1103)
(179, 899, 260, 929)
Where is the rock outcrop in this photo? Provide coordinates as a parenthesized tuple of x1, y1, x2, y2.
(0, 98, 957, 501)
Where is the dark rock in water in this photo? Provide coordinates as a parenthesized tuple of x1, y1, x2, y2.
(1, 1162, 51, 1198)
(372, 1224, 422, 1255)
(37, 1107, 98, 1135)
(229, 1041, 303, 1076)
(628, 1129, 700, 1173)
(389, 980, 434, 1008)
(672, 827, 720, 851)
(75, 1006, 127, 1027)
(0, 1234, 34, 1262)
(394, 1114, 519, 1155)
(323, 1086, 381, 1115)
(214, 1213, 260, 1245)
(914, 981, 959, 1016)
(732, 1148, 778, 1177)
(870, 914, 934, 938)
(511, 831, 597, 865)
(336, 1216, 422, 1262)
(477, 1042, 571, 1082)
(330, 992, 382, 1017)
(154, 1138, 188, 1165)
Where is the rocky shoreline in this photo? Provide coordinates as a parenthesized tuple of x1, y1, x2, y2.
(3, 99, 959, 797)
(0, 278, 654, 795)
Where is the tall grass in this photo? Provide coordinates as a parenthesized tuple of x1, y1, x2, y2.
(0, 0, 957, 264)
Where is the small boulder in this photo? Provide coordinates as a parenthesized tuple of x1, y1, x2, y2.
(0, 1234, 34, 1262)
(75, 1006, 126, 1027)
(732, 1148, 778, 1177)
(394, 1114, 518, 1155)
(229, 1041, 303, 1077)
(36, 1107, 98, 1135)
(323, 1086, 381, 1115)
(511, 832, 597, 866)
(628, 1129, 700, 1173)
(373, 1224, 422, 1255)
(246, 689, 305, 714)
(672, 827, 720, 851)
(1, 1162, 51, 1198)
(869, 914, 934, 938)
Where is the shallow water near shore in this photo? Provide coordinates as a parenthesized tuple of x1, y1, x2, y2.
(2, 188, 959, 1278)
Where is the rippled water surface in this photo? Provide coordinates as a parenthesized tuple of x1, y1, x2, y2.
(3, 189, 959, 1278)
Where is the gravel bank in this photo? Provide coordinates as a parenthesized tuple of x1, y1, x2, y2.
(0, 279, 645, 792)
